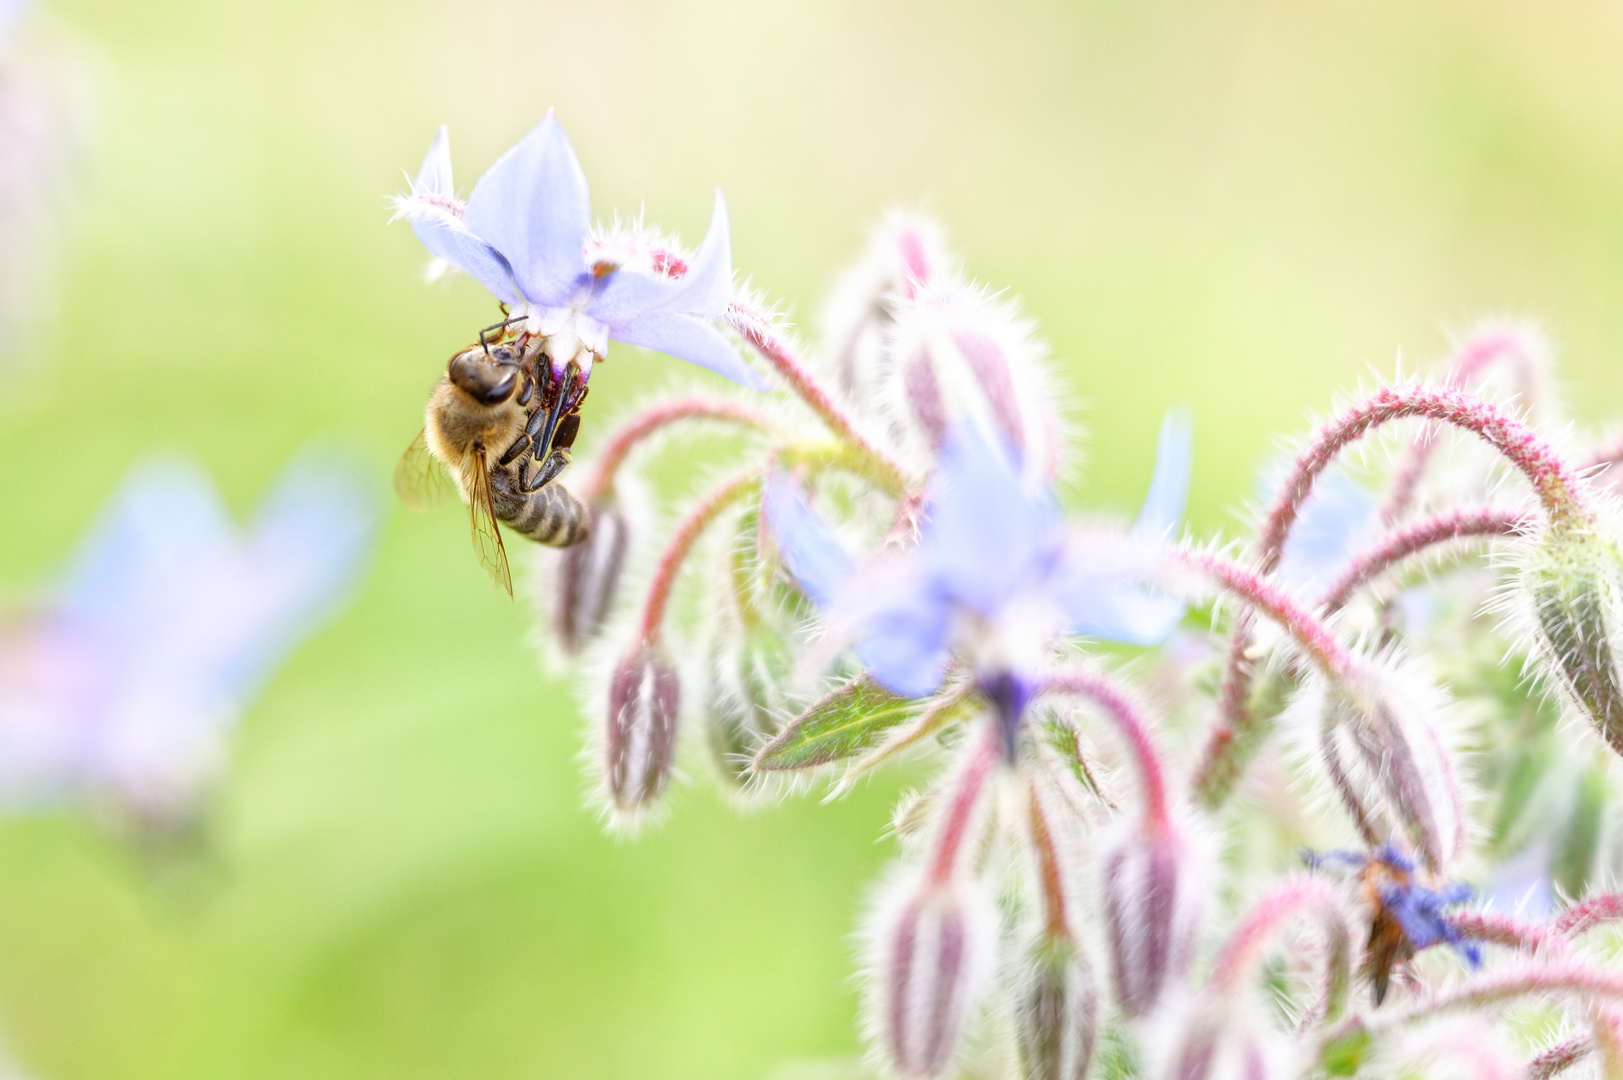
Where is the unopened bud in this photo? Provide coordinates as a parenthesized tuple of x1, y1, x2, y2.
(821, 212, 949, 400)
(701, 624, 792, 786)
(884, 280, 1062, 480)
(1101, 822, 1201, 1018)
(1524, 532, 1623, 759)
(1012, 938, 1098, 1080)
(1320, 666, 1466, 872)
(555, 499, 630, 654)
(870, 873, 995, 1079)
(604, 645, 679, 812)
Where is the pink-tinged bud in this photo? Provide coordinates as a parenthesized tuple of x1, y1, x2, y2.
(1012, 939, 1098, 1080)
(1101, 822, 1203, 1018)
(555, 499, 630, 654)
(1523, 531, 1623, 760)
(883, 279, 1063, 480)
(869, 874, 996, 1079)
(821, 212, 950, 401)
(604, 645, 679, 812)
(1319, 665, 1466, 872)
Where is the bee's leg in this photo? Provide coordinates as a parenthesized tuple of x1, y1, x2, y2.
(530, 362, 584, 461)
(497, 433, 532, 467)
(554, 412, 581, 451)
(520, 448, 571, 493)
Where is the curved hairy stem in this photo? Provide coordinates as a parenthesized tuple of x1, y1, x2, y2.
(1175, 549, 1356, 680)
(1319, 507, 1532, 614)
(1206, 385, 1588, 808)
(582, 397, 777, 500)
(1026, 783, 1071, 941)
(1041, 668, 1170, 830)
(1383, 327, 1544, 525)
(727, 300, 911, 495)
(925, 725, 1000, 887)
(636, 468, 764, 646)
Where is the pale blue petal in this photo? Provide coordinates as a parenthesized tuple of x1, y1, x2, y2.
(922, 429, 1058, 613)
(402, 126, 522, 297)
(854, 613, 951, 698)
(584, 266, 689, 328)
(206, 452, 380, 702)
(833, 568, 953, 699)
(59, 459, 230, 639)
(0, 0, 30, 46)
(763, 477, 853, 609)
(1063, 578, 1185, 645)
(405, 204, 523, 305)
(613, 311, 771, 390)
(668, 191, 733, 317)
(1130, 409, 1192, 542)
(414, 126, 453, 197)
(1275, 470, 1379, 593)
(585, 192, 734, 328)
(463, 112, 591, 306)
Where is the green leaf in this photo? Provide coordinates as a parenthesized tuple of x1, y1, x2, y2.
(751, 676, 917, 771)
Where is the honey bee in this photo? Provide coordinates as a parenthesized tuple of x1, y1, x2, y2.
(397, 319, 591, 595)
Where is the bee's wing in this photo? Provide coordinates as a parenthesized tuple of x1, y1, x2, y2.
(394, 429, 452, 510)
(469, 452, 513, 597)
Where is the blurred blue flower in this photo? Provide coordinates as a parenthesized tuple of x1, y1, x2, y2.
(393, 112, 767, 390)
(1308, 843, 1483, 968)
(0, 452, 379, 824)
(0, 0, 29, 49)
(767, 415, 1190, 723)
(1272, 468, 1380, 595)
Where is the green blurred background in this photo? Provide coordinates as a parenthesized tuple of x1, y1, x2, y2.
(1, 0, 1622, 1077)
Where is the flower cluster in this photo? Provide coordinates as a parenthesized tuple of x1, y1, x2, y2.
(397, 116, 1623, 1079)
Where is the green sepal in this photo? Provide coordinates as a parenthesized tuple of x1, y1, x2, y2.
(751, 676, 916, 771)
(1527, 538, 1623, 757)
(703, 622, 796, 786)
(1554, 762, 1609, 897)
(1320, 1028, 1372, 1077)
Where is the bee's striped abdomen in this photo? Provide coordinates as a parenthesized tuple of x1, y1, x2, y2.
(501, 484, 589, 548)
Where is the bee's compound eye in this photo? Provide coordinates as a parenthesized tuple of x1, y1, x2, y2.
(449, 350, 518, 406)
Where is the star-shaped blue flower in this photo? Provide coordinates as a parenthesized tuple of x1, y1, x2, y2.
(1308, 844, 1483, 968)
(0, 453, 378, 821)
(393, 112, 768, 390)
(766, 415, 1192, 705)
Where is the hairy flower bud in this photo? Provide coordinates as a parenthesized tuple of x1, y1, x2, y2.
(1102, 822, 1202, 1018)
(554, 499, 630, 654)
(701, 623, 793, 786)
(1524, 531, 1623, 758)
(869, 873, 996, 1079)
(604, 645, 679, 812)
(821, 212, 949, 403)
(1012, 939, 1098, 1080)
(883, 279, 1063, 479)
(1318, 665, 1467, 872)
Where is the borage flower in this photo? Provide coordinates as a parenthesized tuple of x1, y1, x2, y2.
(766, 415, 1191, 755)
(0, 453, 378, 826)
(392, 112, 768, 390)
(1307, 843, 1481, 1004)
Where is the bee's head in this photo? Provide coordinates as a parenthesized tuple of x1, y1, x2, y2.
(447, 343, 520, 406)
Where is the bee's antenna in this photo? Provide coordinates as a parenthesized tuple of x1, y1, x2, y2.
(480, 315, 529, 357)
